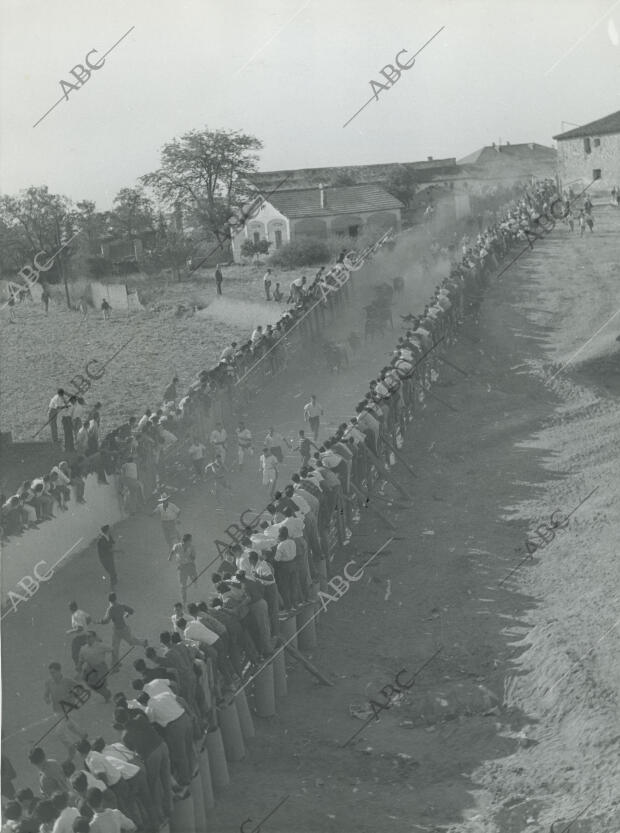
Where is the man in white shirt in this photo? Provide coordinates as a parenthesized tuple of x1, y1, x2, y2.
(142, 690, 195, 786)
(152, 495, 181, 549)
(188, 437, 206, 478)
(263, 269, 272, 300)
(50, 793, 79, 833)
(303, 395, 323, 441)
(210, 422, 228, 463)
(236, 422, 253, 470)
(86, 788, 136, 833)
(47, 389, 68, 444)
(67, 601, 92, 670)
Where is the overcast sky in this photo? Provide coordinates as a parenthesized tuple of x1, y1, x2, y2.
(1, 0, 618, 210)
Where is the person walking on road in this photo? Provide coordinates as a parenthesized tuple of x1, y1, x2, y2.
(263, 269, 272, 300)
(97, 525, 118, 589)
(101, 299, 112, 320)
(98, 593, 147, 665)
(260, 448, 278, 498)
(66, 602, 92, 671)
(236, 422, 253, 470)
(168, 534, 197, 604)
(153, 494, 181, 549)
(209, 422, 228, 464)
(578, 210, 586, 236)
(265, 426, 290, 463)
(215, 264, 223, 295)
(304, 394, 323, 441)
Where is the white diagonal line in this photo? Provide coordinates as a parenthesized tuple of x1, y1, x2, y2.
(548, 307, 620, 382)
(546, 602, 620, 696)
(233, 1, 312, 78)
(545, 0, 620, 74)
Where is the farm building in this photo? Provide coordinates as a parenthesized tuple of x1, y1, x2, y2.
(230, 183, 403, 261)
(553, 110, 620, 196)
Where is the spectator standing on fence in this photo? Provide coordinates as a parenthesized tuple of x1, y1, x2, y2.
(215, 264, 223, 295)
(304, 395, 323, 441)
(263, 268, 272, 300)
(98, 593, 147, 665)
(97, 525, 118, 589)
(47, 389, 68, 444)
(153, 495, 181, 549)
(168, 534, 197, 604)
(209, 422, 228, 463)
(101, 299, 112, 320)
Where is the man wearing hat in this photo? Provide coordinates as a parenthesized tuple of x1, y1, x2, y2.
(152, 495, 181, 550)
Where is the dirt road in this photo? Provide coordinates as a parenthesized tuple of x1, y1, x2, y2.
(3, 207, 619, 832)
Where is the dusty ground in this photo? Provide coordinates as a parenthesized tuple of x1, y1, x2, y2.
(2, 209, 620, 832)
(0, 262, 307, 443)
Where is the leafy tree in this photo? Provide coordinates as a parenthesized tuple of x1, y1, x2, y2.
(110, 187, 154, 239)
(141, 212, 194, 281)
(384, 165, 418, 209)
(75, 200, 109, 252)
(0, 186, 76, 281)
(141, 127, 263, 249)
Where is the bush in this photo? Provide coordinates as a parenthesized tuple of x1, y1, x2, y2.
(268, 238, 330, 268)
(241, 239, 271, 259)
(87, 256, 112, 279)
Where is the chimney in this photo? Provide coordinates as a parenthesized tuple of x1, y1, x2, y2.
(319, 183, 326, 209)
(427, 156, 433, 161)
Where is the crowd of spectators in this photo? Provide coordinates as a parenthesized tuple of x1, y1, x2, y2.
(0, 181, 562, 833)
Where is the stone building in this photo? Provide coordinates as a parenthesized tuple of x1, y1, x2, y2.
(456, 142, 557, 192)
(231, 183, 403, 261)
(553, 110, 620, 196)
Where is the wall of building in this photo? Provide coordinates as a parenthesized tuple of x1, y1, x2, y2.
(231, 203, 289, 260)
(557, 133, 620, 194)
(290, 209, 400, 241)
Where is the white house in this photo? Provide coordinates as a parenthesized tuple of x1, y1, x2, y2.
(231, 183, 403, 261)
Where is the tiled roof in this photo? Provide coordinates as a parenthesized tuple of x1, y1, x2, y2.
(553, 110, 620, 140)
(263, 184, 403, 219)
(457, 143, 556, 165)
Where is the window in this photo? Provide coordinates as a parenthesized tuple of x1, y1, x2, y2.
(348, 225, 359, 238)
(593, 169, 602, 180)
(274, 230, 283, 249)
(253, 232, 260, 244)
(593, 138, 600, 147)
(583, 137, 591, 154)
